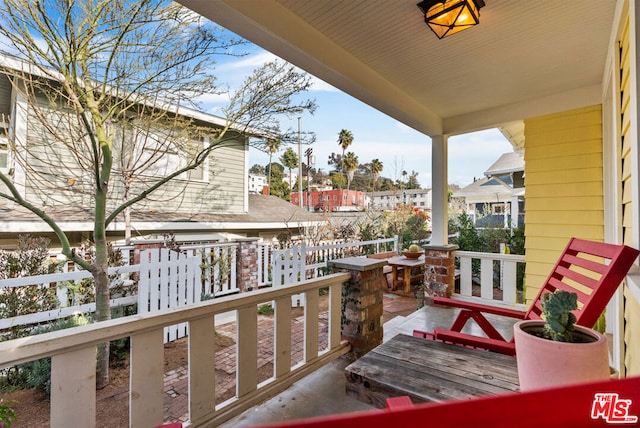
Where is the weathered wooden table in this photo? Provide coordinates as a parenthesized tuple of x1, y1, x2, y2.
(387, 255, 425, 294)
(345, 333, 519, 408)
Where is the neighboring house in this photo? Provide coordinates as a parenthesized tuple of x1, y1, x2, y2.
(369, 188, 431, 211)
(453, 152, 524, 228)
(290, 189, 366, 212)
(282, 172, 298, 190)
(248, 173, 268, 194)
(0, 54, 324, 247)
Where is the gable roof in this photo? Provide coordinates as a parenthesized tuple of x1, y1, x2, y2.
(453, 175, 523, 200)
(484, 152, 524, 177)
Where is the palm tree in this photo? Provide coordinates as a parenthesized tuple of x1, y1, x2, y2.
(280, 147, 299, 196)
(343, 151, 359, 191)
(370, 158, 383, 191)
(337, 129, 354, 188)
(266, 139, 281, 195)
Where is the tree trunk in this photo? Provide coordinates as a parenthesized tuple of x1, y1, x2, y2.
(94, 185, 111, 389)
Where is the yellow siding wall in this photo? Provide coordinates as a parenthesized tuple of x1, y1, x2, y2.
(523, 106, 604, 302)
(618, 10, 640, 375)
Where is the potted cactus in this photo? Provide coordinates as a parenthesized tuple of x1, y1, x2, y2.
(402, 243, 423, 259)
(513, 290, 610, 391)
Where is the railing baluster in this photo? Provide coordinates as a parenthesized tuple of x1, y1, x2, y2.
(237, 305, 258, 396)
(328, 282, 342, 349)
(480, 259, 493, 299)
(51, 346, 96, 428)
(304, 290, 319, 362)
(189, 315, 216, 421)
(130, 328, 164, 428)
(274, 296, 292, 377)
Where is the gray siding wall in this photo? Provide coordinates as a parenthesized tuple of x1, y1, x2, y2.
(22, 97, 248, 215)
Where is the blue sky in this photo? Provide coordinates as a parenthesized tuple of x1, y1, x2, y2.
(201, 42, 515, 189)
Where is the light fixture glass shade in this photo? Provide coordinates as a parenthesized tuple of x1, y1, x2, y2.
(417, 0, 484, 39)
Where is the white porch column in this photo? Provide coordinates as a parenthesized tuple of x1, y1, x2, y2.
(510, 195, 519, 228)
(431, 134, 448, 245)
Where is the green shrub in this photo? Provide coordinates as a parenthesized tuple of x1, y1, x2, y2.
(257, 303, 274, 316)
(0, 236, 62, 340)
(0, 399, 16, 427)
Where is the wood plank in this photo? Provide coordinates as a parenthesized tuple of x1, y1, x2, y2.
(130, 328, 164, 428)
(274, 296, 292, 378)
(305, 290, 319, 361)
(345, 334, 518, 409)
(237, 305, 258, 396)
(189, 315, 216, 421)
(51, 346, 96, 428)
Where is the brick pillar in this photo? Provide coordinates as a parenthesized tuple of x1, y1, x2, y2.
(328, 257, 386, 360)
(236, 238, 259, 292)
(423, 244, 459, 297)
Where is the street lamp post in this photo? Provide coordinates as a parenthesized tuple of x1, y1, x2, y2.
(297, 117, 303, 209)
(305, 147, 313, 212)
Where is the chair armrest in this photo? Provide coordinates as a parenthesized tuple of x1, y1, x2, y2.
(433, 296, 526, 319)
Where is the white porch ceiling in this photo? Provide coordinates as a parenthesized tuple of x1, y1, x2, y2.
(179, 0, 617, 138)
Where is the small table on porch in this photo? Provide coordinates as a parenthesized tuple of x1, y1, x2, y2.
(387, 256, 426, 294)
(344, 334, 519, 408)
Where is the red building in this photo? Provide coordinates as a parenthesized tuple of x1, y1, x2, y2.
(290, 189, 366, 212)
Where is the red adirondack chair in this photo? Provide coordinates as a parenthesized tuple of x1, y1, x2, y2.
(413, 237, 640, 355)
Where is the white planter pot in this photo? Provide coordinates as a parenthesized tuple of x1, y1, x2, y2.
(513, 320, 610, 392)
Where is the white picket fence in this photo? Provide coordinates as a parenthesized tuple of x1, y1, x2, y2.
(138, 248, 201, 342)
(271, 237, 398, 305)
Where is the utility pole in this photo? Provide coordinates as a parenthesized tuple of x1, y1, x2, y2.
(297, 117, 303, 208)
(305, 147, 313, 212)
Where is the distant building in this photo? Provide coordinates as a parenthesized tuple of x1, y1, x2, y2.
(248, 173, 268, 194)
(290, 189, 366, 212)
(369, 188, 431, 210)
(453, 152, 525, 228)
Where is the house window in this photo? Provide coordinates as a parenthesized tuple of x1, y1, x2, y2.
(493, 204, 505, 214)
(185, 136, 206, 181)
(333, 195, 337, 200)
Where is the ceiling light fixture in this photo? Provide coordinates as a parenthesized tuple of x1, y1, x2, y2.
(417, 0, 485, 39)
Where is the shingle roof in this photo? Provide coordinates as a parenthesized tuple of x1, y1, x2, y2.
(0, 194, 323, 233)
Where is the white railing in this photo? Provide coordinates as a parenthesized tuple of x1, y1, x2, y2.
(0, 273, 350, 428)
(453, 250, 526, 310)
(0, 264, 139, 331)
(272, 237, 398, 287)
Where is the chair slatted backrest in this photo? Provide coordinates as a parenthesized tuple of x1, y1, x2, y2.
(524, 238, 639, 328)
